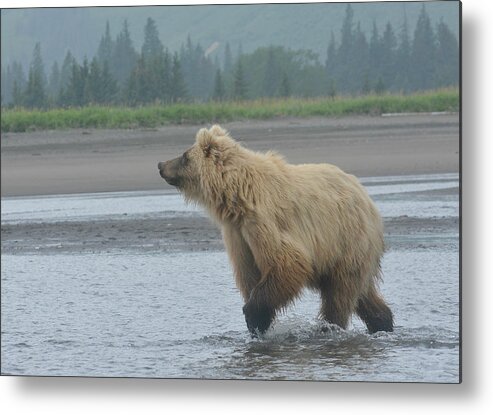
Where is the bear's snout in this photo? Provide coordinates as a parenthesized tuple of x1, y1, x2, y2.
(158, 161, 170, 181)
(158, 158, 182, 187)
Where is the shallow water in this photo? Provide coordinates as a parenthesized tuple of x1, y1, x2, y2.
(1, 174, 460, 382)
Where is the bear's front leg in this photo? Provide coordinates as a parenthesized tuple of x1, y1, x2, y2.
(239, 220, 313, 335)
(242, 299, 275, 335)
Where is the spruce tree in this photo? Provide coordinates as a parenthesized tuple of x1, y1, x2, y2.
(24, 43, 47, 108)
(180, 36, 210, 100)
(375, 76, 386, 95)
(12, 79, 23, 107)
(142, 17, 163, 62)
(1, 62, 26, 106)
(337, 4, 355, 91)
(48, 61, 61, 102)
(279, 72, 291, 98)
(80, 58, 90, 105)
(112, 19, 138, 86)
(369, 20, 382, 90)
(1, 65, 6, 105)
(153, 50, 169, 103)
(435, 19, 459, 87)
(381, 21, 397, 91)
(362, 73, 371, 95)
(263, 47, 279, 97)
(125, 57, 143, 105)
(97, 21, 114, 66)
(59, 51, 75, 103)
(100, 60, 118, 103)
(66, 58, 89, 106)
(128, 56, 151, 104)
(325, 31, 336, 80)
(224, 42, 233, 74)
(328, 78, 336, 100)
(232, 58, 248, 100)
(86, 58, 102, 103)
(162, 50, 172, 103)
(395, 13, 412, 92)
(353, 22, 369, 94)
(212, 68, 225, 101)
(171, 52, 187, 103)
(411, 5, 436, 90)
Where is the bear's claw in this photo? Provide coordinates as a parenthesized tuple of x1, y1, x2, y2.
(243, 301, 275, 335)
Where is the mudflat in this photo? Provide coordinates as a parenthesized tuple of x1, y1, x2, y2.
(1, 113, 459, 197)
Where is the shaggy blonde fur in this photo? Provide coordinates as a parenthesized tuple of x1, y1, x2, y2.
(158, 125, 393, 334)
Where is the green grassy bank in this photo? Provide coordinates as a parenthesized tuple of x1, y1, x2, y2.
(1, 88, 459, 133)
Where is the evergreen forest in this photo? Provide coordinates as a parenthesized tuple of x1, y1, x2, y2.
(1, 5, 459, 109)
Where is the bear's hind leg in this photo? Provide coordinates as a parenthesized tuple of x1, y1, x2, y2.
(356, 284, 394, 334)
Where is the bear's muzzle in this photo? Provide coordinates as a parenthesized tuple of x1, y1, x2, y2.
(158, 159, 182, 187)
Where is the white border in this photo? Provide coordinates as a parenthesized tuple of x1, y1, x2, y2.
(2, 0, 492, 414)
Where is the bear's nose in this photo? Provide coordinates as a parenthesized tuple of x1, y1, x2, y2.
(158, 161, 164, 170)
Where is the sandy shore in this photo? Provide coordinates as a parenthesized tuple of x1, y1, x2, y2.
(1, 114, 460, 255)
(1, 114, 459, 197)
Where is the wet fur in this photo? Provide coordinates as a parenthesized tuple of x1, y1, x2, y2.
(159, 125, 393, 334)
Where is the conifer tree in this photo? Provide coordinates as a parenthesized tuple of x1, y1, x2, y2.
(325, 31, 336, 80)
(48, 61, 61, 102)
(224, 42, 233, 74)
(1, 61, 26, 105)
(232, 58, 248, 100)
(112, 19, 138, 86)
(279, 72, 291, 98)
(353, 22, 369, 93)
(263, 47, 279, 97)
(127, 56, 151, 104)
(142, 17, 163, 62)
(328, 78, 336, 100)
(97, 21, 114, 66)
(86, 58, 102, 103)
(212, 68, 225, 101)
(180, 36, 210, 100)
(435, 19, 459, 87)
(375, 76, 386, 95)
(100, 60, 118, 103)
(0, 66, 7, 105)
(368, 20, 382, 89)
(337, 4, 355, 91)
(65, 57, 90, 106)
(24, 43, 47, 108)
(12, 79, 24, 107)
(125, 57, 143, 105)
(395, 13, 412, 92)
(171, 52, 187, 103)
(362, 73, 371, 95)
(381, 21, 397, 90)
(59, 51, 75, 101)
(411, 5, 436, 90)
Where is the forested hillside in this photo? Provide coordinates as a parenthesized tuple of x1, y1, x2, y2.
(1, 2, 459, 69)
(1, 3, 459, 108)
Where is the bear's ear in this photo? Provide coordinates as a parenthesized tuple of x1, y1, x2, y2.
(209, 124, 228, 137)
(196, 128, 219, 159)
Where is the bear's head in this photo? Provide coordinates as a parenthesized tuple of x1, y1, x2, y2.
(158, 125, 238, 206)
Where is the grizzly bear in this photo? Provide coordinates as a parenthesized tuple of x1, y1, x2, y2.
(158, 125, 393, 335)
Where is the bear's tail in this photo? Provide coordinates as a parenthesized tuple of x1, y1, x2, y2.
(356, 285, 394, 334)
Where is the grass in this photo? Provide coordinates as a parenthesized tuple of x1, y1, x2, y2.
(1, 88, 459, 133)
